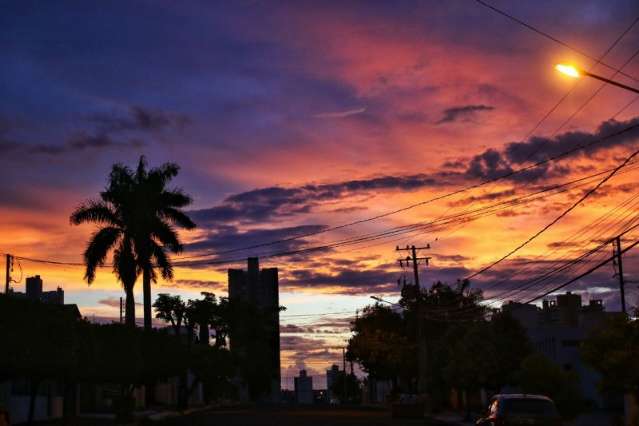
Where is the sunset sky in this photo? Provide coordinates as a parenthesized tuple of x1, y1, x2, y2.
(3, 0, 639, 381)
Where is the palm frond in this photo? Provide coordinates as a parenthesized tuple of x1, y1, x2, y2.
(84, 227, 121, 283)
(159, 189, 193, 209)
(152, 220, 182, 253)
(135, 155, 148, 183)
(151, 241, 173, 281)
(160, 206, 196, 230)
(151, 162, 179, 185)
(70, 200, 118, 226)
(102, 163, 135, 205)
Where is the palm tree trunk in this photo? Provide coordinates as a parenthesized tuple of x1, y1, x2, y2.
(143, 267, 152, 331)
(142, 267, 156, 408)
(125, 284, 136, 327)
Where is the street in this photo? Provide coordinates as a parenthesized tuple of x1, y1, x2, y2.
(155, 407, 459, 426)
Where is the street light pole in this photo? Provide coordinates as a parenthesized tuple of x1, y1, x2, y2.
(582, 70, 639, 95)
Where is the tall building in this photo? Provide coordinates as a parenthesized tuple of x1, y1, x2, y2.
(326, 364, 340, 401)
(228, 257, 280, 401)
(26, 275, 43, 300)
(294, 370, 313, 404)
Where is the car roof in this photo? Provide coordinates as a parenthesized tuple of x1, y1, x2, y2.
(492, 394, 553, 401)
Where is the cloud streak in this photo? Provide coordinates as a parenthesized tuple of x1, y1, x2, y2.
(437, 104, 495, 124)
(314, 107, 367, 119)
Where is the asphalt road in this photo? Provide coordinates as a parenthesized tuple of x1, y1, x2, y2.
(155, 407, 457, 426)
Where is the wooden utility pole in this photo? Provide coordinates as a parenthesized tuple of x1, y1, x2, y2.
(120, 297, 124, 323)
(396, 245, 430, 394)
(5, 254, 12, 294)
(614, 237, 627, 314)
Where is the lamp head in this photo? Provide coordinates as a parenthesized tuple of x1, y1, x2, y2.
(555, 63, 581, 78)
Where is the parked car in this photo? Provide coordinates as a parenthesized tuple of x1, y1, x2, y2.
(476, 394, 561, 426)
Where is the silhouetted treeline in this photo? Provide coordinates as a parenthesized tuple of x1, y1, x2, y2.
(347, 281, 585, 417)
(0, 294, 235, 424)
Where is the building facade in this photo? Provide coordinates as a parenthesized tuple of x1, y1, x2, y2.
(503, 292, 619, 407)
(294, 370, 313, 405)
(326, 364, 340, 402)
(12, 275, 64, 305)
(228, 257, 281, 402)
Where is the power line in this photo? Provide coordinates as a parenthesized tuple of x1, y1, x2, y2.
(524, 236, 639, 303)
(177, 166, 631, 268)
(429, 218, 639, 319)
(427, 21, 639, 247)
(466, 142, 639, 279)
(613, 95, 639, 120)
(474, 0, 639, 83)
(474, 188, 639, 296)
(8, 146, 639, 270)
(553, 45, 639, 135)
(173, 120, 639, 262)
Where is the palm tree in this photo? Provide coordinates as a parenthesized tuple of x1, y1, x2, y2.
(129, 157, 196, 331)
(71, 156, 195, 328)
(70, 163, 140, 326)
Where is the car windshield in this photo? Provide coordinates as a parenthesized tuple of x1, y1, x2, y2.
(502, 398, 558, 416)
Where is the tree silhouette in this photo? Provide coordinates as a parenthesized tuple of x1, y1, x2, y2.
(129, 157, 196, 331)
(186, 292, 218, 345)
(153, 293, 187, 336)
(70, 163, 141, 326)
(71, 156, 195, 328)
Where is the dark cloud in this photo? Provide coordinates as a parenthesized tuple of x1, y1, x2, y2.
(190, 174, 451, 225)
(437, 104, 494, 124)
(447, 188, 516, 207)
(0, 132, 144, 156)
(546, 241, 583, 250)
(98, 297, 142, 308)
(161, 279, 224, 291)
(283, 267, 400, 294)
(179, 224, 329, 266)
(88, 106, 190, 133)
(187, 116, 639, 229)
(434, 254, 472, 263)
(280, 335, 328, 351)
(0, 106, 186, 158)
(442, 159, 467, 170)
(329, 206, 368, 214)
(496, 209, 529, 218)
(280, 324, 313, 334)
(504, 117, 639, 165)
(465, 116, 639, 183)
(280, 261, 470, 295)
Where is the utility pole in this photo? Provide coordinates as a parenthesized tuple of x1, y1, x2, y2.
(613, 237, 627, 314)
(5, 254, 12, 294)
(342, 347, 347, 403)
(120, 297, 124, 323)
(396, 244, 430, 395)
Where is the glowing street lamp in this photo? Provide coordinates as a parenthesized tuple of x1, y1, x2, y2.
(555, 63, 639, 94)
(555, 64, 581, 78)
